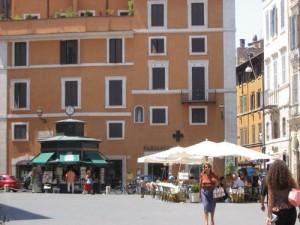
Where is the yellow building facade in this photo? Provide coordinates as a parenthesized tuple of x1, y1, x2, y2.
(236, 52, 264, 152)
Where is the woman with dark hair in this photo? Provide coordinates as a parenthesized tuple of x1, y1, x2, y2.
(199, 162, 218, 225)
(266, 160, 297, 225)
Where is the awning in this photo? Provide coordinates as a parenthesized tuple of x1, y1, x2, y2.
(32, 152, 55, 164)
(59, 152, 80, 164)
(85, 152, 107, 165)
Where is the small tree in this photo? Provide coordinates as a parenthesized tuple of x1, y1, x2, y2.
(225, 161, 235, 176)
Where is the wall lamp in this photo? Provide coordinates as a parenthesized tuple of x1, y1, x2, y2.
(36, 108, 47, 123)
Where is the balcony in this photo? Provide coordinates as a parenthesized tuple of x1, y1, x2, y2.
(291, 104, 300, 117)
(264, 89, 278, 109)
(181, 89, 217, 103)
(0, 16, 134, 36)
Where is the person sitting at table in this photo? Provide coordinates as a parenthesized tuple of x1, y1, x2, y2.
(232, 174, 245, 189)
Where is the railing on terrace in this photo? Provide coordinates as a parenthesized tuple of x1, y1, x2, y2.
(0, 16, 134, 36)
(181, 89, 217, 103)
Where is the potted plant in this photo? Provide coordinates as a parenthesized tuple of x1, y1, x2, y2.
(128, 0, 134, 16)
(189, 183, 200, 203)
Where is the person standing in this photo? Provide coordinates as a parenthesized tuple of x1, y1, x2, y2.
(266, 160, 297, 225)
(84, 170, 93, 194)
(199, 162, 218, 225)
(65, 168, 76, 193)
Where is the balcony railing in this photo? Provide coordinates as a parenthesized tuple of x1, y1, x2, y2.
(181, 89, 216, 103)
(264, 89, 278, 109)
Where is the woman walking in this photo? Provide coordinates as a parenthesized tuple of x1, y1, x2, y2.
(199, 162, 218, 225)
(266, 159, 297, 225)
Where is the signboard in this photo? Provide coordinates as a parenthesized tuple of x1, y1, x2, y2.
(178, 172, 189, 180)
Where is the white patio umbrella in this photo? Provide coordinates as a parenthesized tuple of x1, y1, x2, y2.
(137, 146, 190, 164)
(184, 140, 221, 158)
(216, 141, 273, 160)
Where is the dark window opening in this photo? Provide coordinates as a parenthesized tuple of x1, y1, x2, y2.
(151, 38, 165, 54)
(152, 67, 165, 90)
(191, 38, 205, 53)
(109, 80, 123, 106)
(14, 124, 27, 140)
(191, 2, 204, 26)
(151, 4, 164, 27)
(14, 42, 27, 66)
(65, 81, 78, 107)
(109, 123, 123, 138)
(60, 40, 78, 64)
(152, 108, 166, 124)
(191, 108, 205, 123)
(109, 39, 123, 63)
(14, 82, 27, 108)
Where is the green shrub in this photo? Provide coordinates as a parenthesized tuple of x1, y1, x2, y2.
(191, 184, 199, 193)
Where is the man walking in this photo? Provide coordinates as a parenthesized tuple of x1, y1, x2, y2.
(65, 169, 76, 193)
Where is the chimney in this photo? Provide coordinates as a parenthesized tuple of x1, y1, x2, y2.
(240, 39, 245, 48)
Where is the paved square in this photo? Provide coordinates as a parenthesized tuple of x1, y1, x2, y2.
(0, 193, 299, 225)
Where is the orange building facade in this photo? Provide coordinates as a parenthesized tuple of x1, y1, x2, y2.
(0, 0, 236, 185)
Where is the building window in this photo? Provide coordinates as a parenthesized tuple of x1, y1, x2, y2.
(240, 95, 247, 113)
(189, 106, 207, 125)
(11, 80, 29, 110)
(148, 0, 167, 29)
(188, 0, 207, 28)
(256, 90, 261, 108)
(188, 60, 208, 101)
(266, 62, 270, 90)
(282, 118, 286, 137)
(270, 6, 278, 37)
(290, 15, 298, 50)
(149, 61, 168, 90)
(250, 92, 255, 111)
(272, 121, 279, 139)
(150, 106, 168, 125)
(105, 77, 126, 108)
(61, 78, 81, 108)
(12, 123, 28, 141)
(149, 37, 166, 55)
(107, 121, 125, 140)
(108, 38, 123, 63)
(189, 36, 207, 55)
(265, 12, 269, 41)
(252, 124, 256, 144)
(60, 40, 78, 64)
(266, 122, 270, 141)
(258, 123, 262, 143)
(134, 106, 144, 123)
(292, 74, 299, 105)
(280, 0, 284, 29)
(14, 42, 27, 66)
(273, 59, 278, 90)
(281, 53, 286, 84)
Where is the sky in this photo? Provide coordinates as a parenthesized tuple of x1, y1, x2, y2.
(235, 0, 263, 47)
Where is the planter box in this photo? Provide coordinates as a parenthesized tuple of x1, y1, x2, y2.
(189, 192, 200, 203)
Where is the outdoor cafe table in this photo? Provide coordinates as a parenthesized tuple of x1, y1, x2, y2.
(155, 182, 182, 202)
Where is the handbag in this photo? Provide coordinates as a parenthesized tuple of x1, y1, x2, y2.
(213, 187, 226, 199)
(288, 188, 300, 207)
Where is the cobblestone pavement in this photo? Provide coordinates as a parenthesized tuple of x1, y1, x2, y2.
(0, 192, 299, 225)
